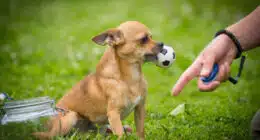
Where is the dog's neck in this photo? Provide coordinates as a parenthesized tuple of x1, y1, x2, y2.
(96, 47, 142, 83)
(117, 58, 142, 83)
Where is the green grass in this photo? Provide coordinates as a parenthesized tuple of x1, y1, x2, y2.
(0, 0, 259, 139)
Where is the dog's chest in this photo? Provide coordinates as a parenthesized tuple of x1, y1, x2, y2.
(121, 95, 142, 119)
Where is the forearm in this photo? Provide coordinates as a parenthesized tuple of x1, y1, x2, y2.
(227, 6, 260, 51)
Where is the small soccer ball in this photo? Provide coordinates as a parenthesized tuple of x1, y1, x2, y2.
(156, 45, 176, 68)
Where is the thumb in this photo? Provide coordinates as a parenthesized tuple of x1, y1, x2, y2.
(200, 54, 215, 77)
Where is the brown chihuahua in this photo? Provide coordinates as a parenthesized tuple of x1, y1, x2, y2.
(33, 21, 164, 139)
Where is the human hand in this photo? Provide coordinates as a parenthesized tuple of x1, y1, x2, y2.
(172, 34, 237, 96)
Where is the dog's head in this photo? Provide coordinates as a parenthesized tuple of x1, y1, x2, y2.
(92, 21, 163, 63)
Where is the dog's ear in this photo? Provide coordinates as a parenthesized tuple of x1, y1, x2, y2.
(92, 28, 125, 46)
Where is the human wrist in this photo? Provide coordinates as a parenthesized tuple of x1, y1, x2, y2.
(215, 29, 243, 59)
(218, 34, 237, 59)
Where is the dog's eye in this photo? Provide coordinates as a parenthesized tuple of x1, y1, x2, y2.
(140, 36, 149, 44)
(108, 34, 114, 40)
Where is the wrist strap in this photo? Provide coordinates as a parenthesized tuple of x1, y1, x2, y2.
(228, 55, 246, 84)
(215, 29, 246, 84)
(215, 29, 243, 59)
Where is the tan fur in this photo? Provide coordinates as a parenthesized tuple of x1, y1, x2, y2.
(33, 21, 163, 140)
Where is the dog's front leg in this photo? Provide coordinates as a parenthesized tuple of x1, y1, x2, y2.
(107, 101, 123, 138)
(134, 100, 145, 140)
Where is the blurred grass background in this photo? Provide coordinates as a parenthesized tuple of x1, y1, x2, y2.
(0, 0, 259, 139)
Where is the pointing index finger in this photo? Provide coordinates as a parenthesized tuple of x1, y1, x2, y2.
(172, 61, 201, 96)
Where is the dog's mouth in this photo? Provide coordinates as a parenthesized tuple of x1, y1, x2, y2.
(144, 53, 158, 62)
(144, 45, 163, 62)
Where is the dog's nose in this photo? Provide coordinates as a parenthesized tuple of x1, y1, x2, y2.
(157, 42, 164, 48)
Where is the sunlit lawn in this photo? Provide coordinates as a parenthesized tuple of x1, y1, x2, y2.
(0, 0, 259, 139)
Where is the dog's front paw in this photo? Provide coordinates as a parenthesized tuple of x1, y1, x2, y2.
(101, 124, 132, 135)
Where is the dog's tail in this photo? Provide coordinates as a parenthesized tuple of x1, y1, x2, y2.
(32, 111, 79, 139)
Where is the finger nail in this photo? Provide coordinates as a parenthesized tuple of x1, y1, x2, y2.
(171, 90, 176, 96)
(172, 89, 179, 96)
(171, 88, 175, 96)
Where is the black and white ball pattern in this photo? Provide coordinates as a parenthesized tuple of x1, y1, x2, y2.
(156, 45, 175, 68)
